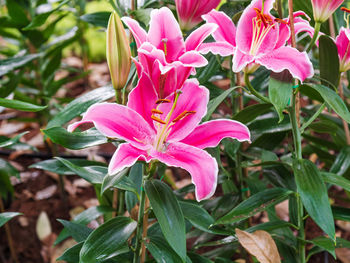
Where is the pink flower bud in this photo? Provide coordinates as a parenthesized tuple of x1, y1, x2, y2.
(175, 0, 221, 30)
(311, 0, 344, 23)
(106, 11, 131, 90)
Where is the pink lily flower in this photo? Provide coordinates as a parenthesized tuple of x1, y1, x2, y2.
(68, 74, 250, 201)
(336, 27, 350, 72)
(311, 0, 344, 23)
(122, 7, 218, 98)
(175, 0, 221, 30)
(201, 0, 314, 82)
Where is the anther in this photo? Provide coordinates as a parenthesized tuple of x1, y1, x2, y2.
(151, 109, 163, 114)
(341, 7, 350, 14)
(151, 115, 166, 124)
(156, 99, 171, 104)
(172, 111, 196, 123)
(274, 18, 288, 24)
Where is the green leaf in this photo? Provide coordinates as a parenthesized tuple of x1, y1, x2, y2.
(6, 0, 30, 27)
(55, 206, 113, 245)
(330, 146, 350, 176)
(101, 169, 139, 197)
(215, 188, 293, 225)
(57, 242, 83, 263)
(57, 220, 93, 242)
(43, 127, 107, 150)
(0, 212, 22, 227)
(0, 98, 46, 112)
(125, 163, 143, 213)
(55, 157, 106, 184)
(268, 77, 292, 122)
(80, 12, 111, 27)
(80, 217, 136, 263)
(293, 159, 335, 241)
(319, 35, 340, 88)
(203, 87, 238, 121)
(22, 0, 70, 30)
(0, 53, 41, 76)
(309, 236, 335, 258)
(0, 132, 28, 148)
(179, 201, 229, 235)
(309, 120, 339, 134)
(322, 172, 350, 192)
(145, 235, 184, 263)
(30, 158, 105, 175)
(145, 180, 186, 261)
(332, 206, 350, 222)
(47, 85, 115, 129)
(307, 84, 350, 123)
(0, 158, 18, 199)
(233, 103, 272, 124)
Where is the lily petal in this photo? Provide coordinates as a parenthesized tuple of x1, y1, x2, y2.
(121, 17, 147, 48)
(202, 9, 236, 46)
(180, 119, 251, 149)
(232, 48, 254, 72)
(151, 142, 218, 201)
(158, 79, 209, 142)
(148, 7, 185, 62)
(67, 103, 156, 150)
(128, 73, 158, 127)
(109, 143, 150, 175)
(185, 23, 218, 51)
(256, 46, 314, 82)
(178, 51, 208, 67)
(199, 42, 235, 56)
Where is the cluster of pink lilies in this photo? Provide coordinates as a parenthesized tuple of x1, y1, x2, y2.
(68, 0, 350, 201)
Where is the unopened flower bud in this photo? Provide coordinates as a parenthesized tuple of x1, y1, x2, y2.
(106, 11, 131, 90)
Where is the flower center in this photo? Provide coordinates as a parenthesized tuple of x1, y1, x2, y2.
(341, 7, 350, 28)
(150, 91, 196, 152)
(249, 8, 275, 56)
(161, 38, 168, 56)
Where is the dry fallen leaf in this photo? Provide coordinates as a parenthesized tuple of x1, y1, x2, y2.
(336, 248, 350, 263)
(36, 211, 52, 241)
(236, 228, 281, 263)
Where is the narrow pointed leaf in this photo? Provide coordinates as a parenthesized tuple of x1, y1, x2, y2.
(80, 217, 136, 263)
(43, 127, 107, 150)
(0, 98, 46, 112)
(145, 180, 186, 261)
(47, 85, 115, 128)
(0, 212, 22, 227)
(319, 35, 340, 88)
(293, 159, 335, 241)
(268, 77, 292, 122)
(215, 188, 293, 225)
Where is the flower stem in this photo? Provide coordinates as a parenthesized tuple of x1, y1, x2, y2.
(244, 72, 270, 103)
(339, 80, 350, 145)
(133, 177, 146, 263)
(133, 162, 155, 263)
(306, 22, 321, 53)
(290, 91, 305, 263)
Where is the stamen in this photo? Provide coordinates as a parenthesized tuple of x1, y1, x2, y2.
(151, 115, 166, 124)
(341, 7, 350, 14)
(162, 38, 168, 56)
(275, 18, 288, 24)
(151, 109, 163, 114)
(172, 111, 196, 123)
(156, 99, 171, 104)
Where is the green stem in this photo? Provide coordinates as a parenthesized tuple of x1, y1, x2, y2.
(306, 22, 321, 53)
(290, 92, 302, 159)
(300, 103, 326, 133)
(290, 91, 305, 263)
(133, 178, 146, 263)
(297, 194, 305, 263)
(244, 72, 271, 104)
(117, 190, 125, 215)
